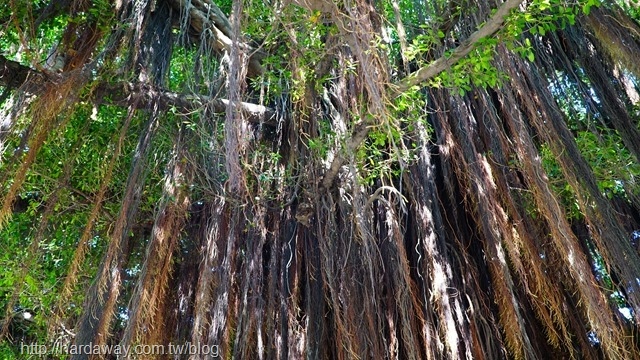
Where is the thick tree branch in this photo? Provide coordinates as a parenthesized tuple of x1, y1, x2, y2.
(0, 54, 47, 90)
(167, 0, 264, 76)
(0, 55, 275, 124)
(97, 83, 275, 124)
(319, 0, 526, 189)
(393, 0, 525, 94)
(320, 120, 370, 189)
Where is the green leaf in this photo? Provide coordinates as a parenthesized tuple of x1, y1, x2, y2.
(526, 51, 534, 62)
(538, 26, 546, 36)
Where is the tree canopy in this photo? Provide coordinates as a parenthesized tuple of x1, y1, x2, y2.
(1, 0, 640, 358)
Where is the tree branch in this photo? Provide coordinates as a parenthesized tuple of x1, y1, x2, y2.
(96, 83, 276, 124)
(167, 0, 264, 76)
(0, 54, 47, 90)
(318, 0, 526, 189)
(0, 55, 275, 124)
(393, 0, 525, 94)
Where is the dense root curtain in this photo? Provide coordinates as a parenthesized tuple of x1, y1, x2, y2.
(1, 0, 640, 359)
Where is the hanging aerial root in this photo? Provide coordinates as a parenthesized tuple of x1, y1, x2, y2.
(189, 199, 227, 351)
(497, 46, 636, 357)
(1, 115, 92, 341)
(48, 105, 137, 337)
(120, 131, 192, 352)
(224, 0, 250, 196)
(583, 7, 640, 80)
(0, 73, 82, 229)
(475, 89, 574, 354)
(528, 47, 640, 320)
(72, 106, 160, 353)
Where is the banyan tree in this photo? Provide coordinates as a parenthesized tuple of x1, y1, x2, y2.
(1, 0, 640, 358)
